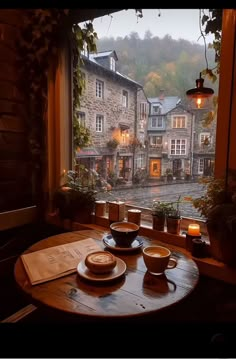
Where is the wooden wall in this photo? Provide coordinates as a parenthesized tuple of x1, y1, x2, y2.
(0, 10, 33, 213)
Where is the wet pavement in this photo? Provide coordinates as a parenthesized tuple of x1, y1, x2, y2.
(96, 180, 206, 220)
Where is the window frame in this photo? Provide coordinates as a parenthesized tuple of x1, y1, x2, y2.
(122, 90, 128, 108)
(110, 57, 115, 71)
(96, 114, 104, 132)
(96, 79, 104, 99)
(170, 139, 187, 155)
(198, 158, 204, 173)
(43, 9, 236, 226)
(172, 115, 186, 129)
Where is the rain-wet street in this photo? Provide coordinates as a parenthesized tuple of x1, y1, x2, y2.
(96, 181, 206, 220)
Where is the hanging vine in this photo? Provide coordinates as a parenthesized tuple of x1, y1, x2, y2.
(200, 9, 223, 127)
(71, 22, 98, 150)
(17, 9, 98, 211)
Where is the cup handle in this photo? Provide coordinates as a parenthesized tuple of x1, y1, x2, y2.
(167, 257, 177, 269)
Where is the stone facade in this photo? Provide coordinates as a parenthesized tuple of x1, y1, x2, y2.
(77, 52, 149, 182)
(147, 96, 216, 180)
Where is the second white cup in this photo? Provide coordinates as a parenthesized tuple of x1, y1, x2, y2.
(142, 245, 177, 275)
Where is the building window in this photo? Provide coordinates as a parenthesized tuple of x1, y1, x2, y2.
(172, 116, 186, 128)
(77, 111, 86, 126)
(140, 102, 148, 120)
(96, 115, 104, 132)
(150, 136, 162, 146)
(200, 132, 211, 146)
(110, 57, 115, 71)
(136, 154, 145, 168)
(96, 80, 104, 99)
(121, 130, 129, 145)
(153, 105, 161, 114)
(199, 158, 204, 173)
(171, 139, 186, 155)
(151, 117, 163, 128)
(122, 90, 128, 108)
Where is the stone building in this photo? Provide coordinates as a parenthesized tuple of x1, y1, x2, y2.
(76, 50, 149, 183)
(191, 108, 216, 178)
(147, 91, 216, 180)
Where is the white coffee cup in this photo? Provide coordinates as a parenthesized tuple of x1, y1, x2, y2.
(142, 245, 177, 275)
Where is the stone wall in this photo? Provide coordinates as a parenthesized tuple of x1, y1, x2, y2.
(79, 60, 137, 148)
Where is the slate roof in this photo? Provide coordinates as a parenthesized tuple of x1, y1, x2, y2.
(82, 52, 142, 87)
(148, 96, 181, 114)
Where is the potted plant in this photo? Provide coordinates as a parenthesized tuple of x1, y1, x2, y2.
(151, 201, 170, 231)
(165, 168, 173, 182)
(53, 164, 110, 224)
(191, 174, 236, 265)
(166, 196, 182, 235)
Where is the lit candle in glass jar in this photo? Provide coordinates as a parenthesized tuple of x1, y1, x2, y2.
(188, 224, 200, 236)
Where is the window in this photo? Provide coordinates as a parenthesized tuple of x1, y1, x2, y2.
(76, 111, 86, 126)
(171, 139, 186, 155)
(136, 154, 145, 168)
(140, 102, 148, 119)
(96, 115, 103, 132)
(200, 132, 211, 147)
(122, 90, 128, 108)
(172, 116, 186, 128)
(150, 136, 162, 146)
(121, 130, 129, 145)
(199, 158, 204, 173)
(151, 117, 163, 128)
(49, 9, 236, 229)
(110, 57, 115, 71)
(96, 80, 104, 98)
(153, 105, 161, 114)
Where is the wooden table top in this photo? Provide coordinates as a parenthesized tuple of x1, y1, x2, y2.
(14, 229, 199, 320)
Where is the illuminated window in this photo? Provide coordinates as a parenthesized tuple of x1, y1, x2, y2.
(172, 116, 186, 128)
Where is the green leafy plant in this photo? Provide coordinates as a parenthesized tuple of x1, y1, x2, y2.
(107, 138, 119, 150)
(166, 195, 182, 219)
(191, 176, 236, 219)
(53, 164, 112, 220)
(151, 201, 171, 217)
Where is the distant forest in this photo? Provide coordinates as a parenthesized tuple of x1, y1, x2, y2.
(96, 31, 218, 102)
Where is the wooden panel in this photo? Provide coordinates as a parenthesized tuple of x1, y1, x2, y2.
(0, 206, 37, 231)
(0, 23, 20, 50)
(0, 115, 26, 132)
(0, 133, 28, 159)
(0, 80, 24, 102)
(0, 62, 19, 83)
(0, 160, 29, 179)
(0, 100, 27, 119)
(0, 9, 23, 27)
(0, 45, 16, 65)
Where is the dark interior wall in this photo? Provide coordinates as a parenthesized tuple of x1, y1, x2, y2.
(0, 9, 33, 213)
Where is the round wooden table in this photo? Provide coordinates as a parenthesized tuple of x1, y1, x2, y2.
(14, 229, 199, 320)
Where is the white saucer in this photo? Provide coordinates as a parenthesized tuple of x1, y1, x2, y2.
(103, 234, 143, 252)
(77, 257, 127, 282)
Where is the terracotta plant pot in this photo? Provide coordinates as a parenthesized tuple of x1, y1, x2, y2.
(152, 215, 165, 231)
(166, 217, 181, 235)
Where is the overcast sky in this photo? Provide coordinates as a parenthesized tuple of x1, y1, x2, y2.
(90, 9, 213, 45)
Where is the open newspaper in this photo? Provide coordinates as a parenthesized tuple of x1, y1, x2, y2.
(21, 237, 101, 285)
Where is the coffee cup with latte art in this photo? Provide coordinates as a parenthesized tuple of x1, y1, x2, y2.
(142, 245, 177, 275)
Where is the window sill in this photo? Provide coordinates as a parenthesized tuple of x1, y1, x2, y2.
(46, 212, 236, 285)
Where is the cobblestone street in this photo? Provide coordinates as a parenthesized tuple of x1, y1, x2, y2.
(96, 180, 206, 220)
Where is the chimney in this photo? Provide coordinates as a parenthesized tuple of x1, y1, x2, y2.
(159, 89, 165, 100)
